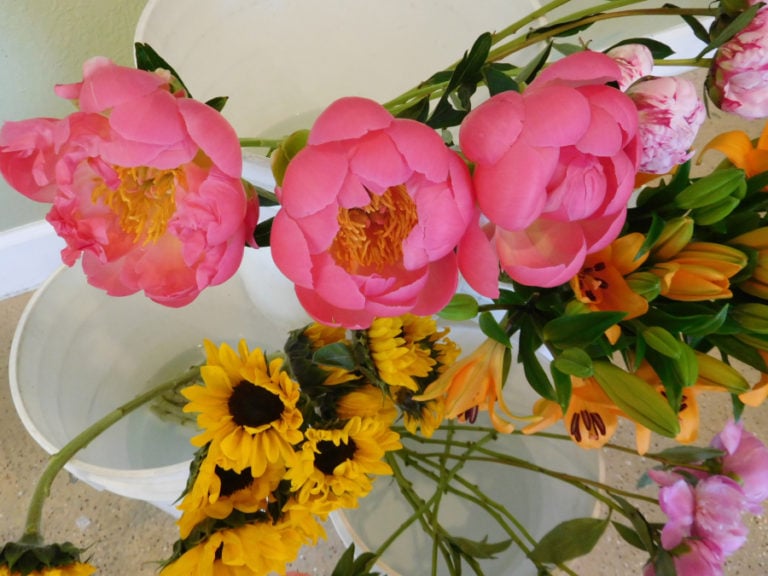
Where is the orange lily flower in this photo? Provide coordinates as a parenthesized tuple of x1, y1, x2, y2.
(523, 376, 620, 449)
(699, 121, 768, 183)
(416, 338, 516, 433)
(739, 350, 768, 407)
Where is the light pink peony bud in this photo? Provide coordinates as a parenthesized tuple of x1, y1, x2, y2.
(628, 76, 706, 173)
(606, 44, 654, 90)
(709, 8, 768, 119)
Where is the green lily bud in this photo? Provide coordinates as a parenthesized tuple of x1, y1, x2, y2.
(674, 168, 746, 210)
(626, 271, 662, 301)
(732, 303, 768, 334)
(695, 351, 750, 393)
(691, 195, 741, 226)
(271, 129, 310, 186)
(651, 216, 694, 261)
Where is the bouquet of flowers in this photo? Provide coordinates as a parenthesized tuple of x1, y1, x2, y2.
(2, 1, 768, 575)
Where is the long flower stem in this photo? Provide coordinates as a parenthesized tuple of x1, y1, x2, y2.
(239, 137, 283, 149)
(21, 366, 201, 543)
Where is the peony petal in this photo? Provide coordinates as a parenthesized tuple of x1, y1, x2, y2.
(308, 96, 393, 145)
(496, 221, 587, 287)
(523, 84, 591, 147)
(270, 210, 314, 287)
(311, 253, 367, 309)
(459, 90, 525, 164)
(349, 131, 411, 189)
(178, 98, 243, 179)
(109, 90, 187, 146)
(279, 146, 348, 218)
(474, 141, 558, 230)
(458, 218, 500, 299)
(531, 50, 622, 87)
(411, 254, 460, 316)
(387, 118, 450, 182)
(575, 102, 623, 155)
(295, 285, 373, 328)
(581, 209, 628, 254)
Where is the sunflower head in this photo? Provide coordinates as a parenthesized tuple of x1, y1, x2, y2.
(0, 540, 95, 576)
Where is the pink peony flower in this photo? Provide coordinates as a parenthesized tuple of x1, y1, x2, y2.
(711, 419, 768, 513)
(271, 96, 474, 328)
(0, 57, 257, 307)
(606, 44, 654, 90)
(709, 8, 768, 119)
(628, 76, 706, 174)
(458, 51, 640, 290)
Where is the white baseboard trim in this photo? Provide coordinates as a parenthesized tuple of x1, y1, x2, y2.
(0, 221, 65, 300)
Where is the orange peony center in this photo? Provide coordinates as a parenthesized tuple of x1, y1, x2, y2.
(330, 184, 418, 274)
(92, 166, 182, 244)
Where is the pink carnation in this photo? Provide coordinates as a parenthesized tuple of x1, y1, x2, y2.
(458, 51, 640, 291)
(0, 57, 257, 306)
(606, 44, 654, 90)
(709, 8, 768, 119)
(628, 76, 706, 174)
(271, 96, 474, 328)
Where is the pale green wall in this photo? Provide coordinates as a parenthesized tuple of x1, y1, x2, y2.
(0, 0, 147, 232)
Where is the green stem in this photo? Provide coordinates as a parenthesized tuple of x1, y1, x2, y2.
(21, 366, 201, 542)
(239, 137, 284, 149)
(654, 58, 713, 68)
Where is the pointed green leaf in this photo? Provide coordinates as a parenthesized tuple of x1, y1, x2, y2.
(134, 42, 191, 96)
(445, 535, 513, 559)
(612, 522, 647, 551)
(313, 342, 356, 370)
(552, 348, 593, 378)
(610, 494, 655, 552)
(529, 517, 609, 564)
(642, 327, 682, 359)
(698, 3, 764, 58)
(607, 38, 675, 60)
(482, 64, 520, 95)
(592, 362, 680, 437)
(204, 96, 228, 112)
(543, 311, 626, 348)
(479, 311, 511, 346)
(438, 293, 479, 320)
(650, 445, 725, 465)
(520, 316, 556, 401)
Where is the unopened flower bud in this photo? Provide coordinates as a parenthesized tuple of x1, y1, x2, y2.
(732, 302, 768, 333)
(606, 43, 654, 90)
(674, 167, 746, 210)
(696, 351, 750, 393)
(271, 129, 310, 186)
(730, 227, 768, 299)
(651, 216, 694, 261)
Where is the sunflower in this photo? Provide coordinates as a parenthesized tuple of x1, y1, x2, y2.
(285, 416, 401, 517)
(303, 323, 360, 386)
(161, 508, 324, 576)
(182, 340, 304, 475)
(394, 386, 445, 437)
(175, 443, 286, 539)
(0, 564, 96, 576)
(335, 384, 398, 424)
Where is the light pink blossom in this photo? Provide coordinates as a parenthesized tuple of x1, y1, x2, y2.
(711, 419, 768, 513)
(628, 76, 706, 173)
(709, 8, 768, 119)
(458, 51, 640, 290)
(606, 44, 654, 90)
(0, 57, 257, 306)
(271, 96, 474, 328)
(644, 539, 725, 576)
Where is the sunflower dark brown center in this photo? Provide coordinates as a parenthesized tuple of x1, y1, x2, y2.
(215, 465, 255, 497)
(228, 380, 285, 427)
(315, 439, 357, 475)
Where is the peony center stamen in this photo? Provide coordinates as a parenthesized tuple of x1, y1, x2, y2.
(330, 184, 418, 274)
(227, 381, 285, 428)
(314, 439, 357, 475)
(92, 165, 182, 244)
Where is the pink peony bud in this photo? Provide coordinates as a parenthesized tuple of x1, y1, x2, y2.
(628, 76, 706, 173)
(709, 8, 768, 119)
(606, 44, 654, 90)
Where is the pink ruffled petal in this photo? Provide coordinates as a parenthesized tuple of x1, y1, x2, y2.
(496, 221, 587, 287)
(311, 254, 367, 309)
(270, 210, 314, 287)
(308, 96, 393, 145)
(581, 209, 628, 254)
(109, 90, 187, 146)
(523, 84, 592, 148)
(295, 285, 373, 328)
(411, 254, 460, 316)
(574, 103, 623, 156)
(337, 170, 373, 208)
(279, 146, 348, 217)
(177, 98, 242, 179)
(292, 203, 339, 253)
(459, 91, 525, 164)
(531, 51, 622, 87)
(580, 85, 639, 147)
(474, 141, 558, 230)
(387, 119, 449, 182)
(349, 131, 411, 189)
(458, 218, 500, 299)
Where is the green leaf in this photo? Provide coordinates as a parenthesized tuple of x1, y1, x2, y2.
(606, 38, 675, 60)
(529, 517, 609, 564)
(515, 42, 552, 85)
(553, 42, 584, 56)
(252, 216, 273, 246)
(543, 311, 626, 349)
(204, 96, 228, 112)
(520, 316, 556, 401)
(479, 312, 511, 346)
(642, 303, 729, 337)
(446, 32, 492, 94)
(551, 364, 572, 414)
(610, 495, 655, 553)
(709, 334, 768, 372)
(650, 445, 725, 465)
(445, 535, 512, 559)
(674, 168, 745, 209)
(552, 348, 593, 378)
(612, 522, 648, 551)
(438, 293, 479, 321)
(592, 362, 680, 437)
(395, 97, 430, 121)
(134, 42, 192, 96)
(482, 64, 520, 96)
(636, 212, 667, 259)
(313, 342, 356, 370)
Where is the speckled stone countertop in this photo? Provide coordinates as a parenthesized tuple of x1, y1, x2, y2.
(2, 74, 767, 575)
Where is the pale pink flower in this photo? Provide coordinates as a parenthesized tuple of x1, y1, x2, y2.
(711, 419, 768, 513)
(0, 57, 257, 306)
(606, 44, 654, 90)
(628, 76, 706, 174)
(271, 96, 474, 328)
(458, 51, 640, 290)
(709, 8, 768, 119)
(644, 540, 725, 576)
